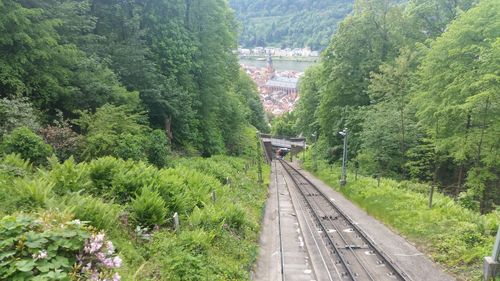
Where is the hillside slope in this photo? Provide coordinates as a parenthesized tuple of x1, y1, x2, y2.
(229, 0, 353, 50)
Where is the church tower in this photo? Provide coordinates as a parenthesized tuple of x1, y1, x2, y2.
(267, 53, 274, 71)
(266, 53, 275, 78)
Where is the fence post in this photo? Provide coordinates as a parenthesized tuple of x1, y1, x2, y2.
(484, 225, 500, 280)
(173, 212, 180, 234)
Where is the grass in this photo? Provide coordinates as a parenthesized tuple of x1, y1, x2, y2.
(297, 154, 499, 281)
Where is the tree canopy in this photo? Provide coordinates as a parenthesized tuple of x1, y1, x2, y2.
(294, 0, 499, 213)
(0, 0, 268, 156)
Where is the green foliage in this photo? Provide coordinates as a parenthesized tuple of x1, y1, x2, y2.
(47, 156, 90, 196)
(230, 0, 353, 49)
(60, 195, 122, 231)
(1, 127, 53, 166)
(0, 212, 90, 280)
(109, 161, 160, 204)
(296, 0, 498, 216)
(271, 111, 298, 137)
(86, 157, 123, 197)
(304, 158, 500, 279)
(76, 104, 149, 161)
(146, 130, 171, 168)
(0, 153, 33, 178)
(0, 98, 39, 138)
(0, 0, 139, 119)
(412, 0, 500, 212)
(113, 133, 147, 162)
(235, 70, 269, 133)
(130, 185, 167, 228)
(158, 167, 217, 217)
(9, 177, 53, 212)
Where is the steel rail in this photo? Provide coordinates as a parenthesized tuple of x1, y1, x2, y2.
(279, 162, 339, 281)
(274, 161, 286, 281)
(279, 161, 358, 280)
(280, 160, 412, 281)
(284, 163, 377, 281)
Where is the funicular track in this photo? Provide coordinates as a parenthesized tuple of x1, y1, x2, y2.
(278, 160, 411, 281)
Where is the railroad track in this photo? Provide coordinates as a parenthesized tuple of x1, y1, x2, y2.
(278, 160, 411, 281)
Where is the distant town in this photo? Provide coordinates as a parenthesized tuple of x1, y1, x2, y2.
(237, 46, 320, 58)
(240, 54, 303, 116)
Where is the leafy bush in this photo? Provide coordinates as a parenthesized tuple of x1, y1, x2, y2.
(113, 133, 147, 161)
(150, 230, 215, 281)
(87, 157, 123, 196)
(175, 157, 239, 185)
(1, 127, 53, 165)
(0, 212, 88, 280)
(158, 168, 217, 217)
(76, 105, 149, 160)
(10, 177, 54, 211)
(0, 153, 33, 178)
(146, 129, 171, 168)
(47, 156, 91, 195)
(0, 97, 40, 137)
(60, 195, 123, 230)
(130, 185, 167, 228)
(0, 212, 122, 281)
(38, 118, 82, 161)
(76, 232, 122, 280)
(189, 203, 248, 235)
(110, 161, 161, 203)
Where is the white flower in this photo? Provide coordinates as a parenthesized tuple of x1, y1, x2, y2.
(32, 250, 48, 260)
(113, 256, 122, 268)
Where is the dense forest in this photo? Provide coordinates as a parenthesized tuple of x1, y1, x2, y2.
(274, 0, 499, 214)
(0, 0, 270, 280)
(229, 0, 353, 50)
(0, 0, 268, 158)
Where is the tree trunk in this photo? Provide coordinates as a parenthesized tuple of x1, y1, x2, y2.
(165, 116, 173, 143)
(456, 112, 472, 196)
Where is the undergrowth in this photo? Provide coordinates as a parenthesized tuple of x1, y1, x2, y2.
(299, 154, 499, 281)
(0, 153, 270, 280)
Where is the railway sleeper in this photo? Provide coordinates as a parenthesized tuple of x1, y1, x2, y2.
(343, 244, 367, 249)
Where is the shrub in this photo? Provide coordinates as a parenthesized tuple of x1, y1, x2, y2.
(159, 168, 216, 216)
(130, 185, 167, 228)
(87, 157, 123, 196)
(113, 133, 147, 161)
(59, 194, 123, 230)
(0, 153, 33, 178)
(110, 161, 161, 203)
(146, 129, 171, 168)
(47, 156, 91, 195)
(0, 212, 88, 280)
(10, 177, 53, 211)
(76, 105, 149, 160)
(38, 118, 82, 161)
(1, 127, 53, 165)
(188, 203, 248, 234)
(151, 230, 214, 281)
(0, 97, 39, 137)
(75, 232, 122, 280)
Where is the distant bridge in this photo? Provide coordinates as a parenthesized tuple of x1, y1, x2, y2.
(259, 134, 306, 162)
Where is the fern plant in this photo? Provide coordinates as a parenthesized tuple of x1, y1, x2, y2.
(130, 185, 167, 228)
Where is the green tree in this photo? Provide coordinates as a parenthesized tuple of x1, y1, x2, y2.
(1, 127, 53, 165)
(75, 104, 149, 160)
(294, 65, 322, 140)
(413, 0, 500, 212)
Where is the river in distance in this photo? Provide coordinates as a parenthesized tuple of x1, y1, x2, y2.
(239, 57, 317, 72)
